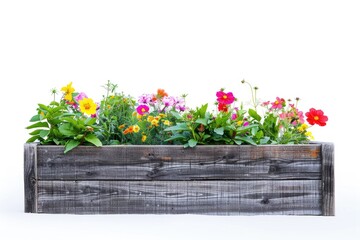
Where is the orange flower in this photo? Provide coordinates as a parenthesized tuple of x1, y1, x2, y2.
(157, 89, 168, 98)
(118, 124, 126, 129)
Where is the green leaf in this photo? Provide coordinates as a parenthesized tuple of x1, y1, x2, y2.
(59, 123, 77, 136)
(26, 135, 40, 143)
(260, 137, 270, 144)
(195, 118, 208, 126)
(164, 123, 189, 131)
(249, 109, 261, 121)
(198, 104, 208, 118)
(64, 140, 81, 153)
(85, 134, 102, 147)
(39, 130, 50, 138)
(188, 139, 198, 147)
(109, 140, 121, 145)
(234, 139, 243, 145)
(85, 117, 97, 125)
(38, 104, 50, 112)
(29, 129, 42, 135)
(53, 139, 61, 145)
(30, 114, 41, 122)
(26, 121, 49, 129)
(170, 111, 182, 120)
(255, 130, 264, 139)
(214, 127, 224, 135)
(235, 136, 257, 145)
(165, 134, 187, 142)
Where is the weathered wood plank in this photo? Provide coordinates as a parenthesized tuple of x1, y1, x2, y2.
(24, 143, 37, 213)
(37, 180, 322, 215)
(322, 142, 335, 216)
(36, 145, 321, 180)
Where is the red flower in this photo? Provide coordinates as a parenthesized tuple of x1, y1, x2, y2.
(305, 108, 328, 126)
(218, 103, 229, 112)
(216, 91, 235, 105)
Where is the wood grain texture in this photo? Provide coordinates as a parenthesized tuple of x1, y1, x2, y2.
(321, 142, 335, 216)
(37, 180, 322, 215)
(24, 143, 37, 213)
(36, 145, 322, 180)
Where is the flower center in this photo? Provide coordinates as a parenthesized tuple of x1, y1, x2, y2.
(275, 101, 279, 104)
(223, 95, 227, 99)
(84, 103, 91, 110)
(314, 116, 319, 121)
(141, 108, 146, 112)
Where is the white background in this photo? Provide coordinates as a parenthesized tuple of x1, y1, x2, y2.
(0, 0, 359, 239)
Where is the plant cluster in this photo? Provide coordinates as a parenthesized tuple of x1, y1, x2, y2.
(27, 80, 328, 152)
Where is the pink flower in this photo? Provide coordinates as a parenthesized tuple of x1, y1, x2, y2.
(74, 92, 88, 102)
(136, 105, 149, 115)
(231, 113, 237, 120)
(243, 121, 249, 127)
(162, 96, 175, 107)
(271, 97, 285, 109)
(261, 101, 270, 107)
(216, 91, 235, 105)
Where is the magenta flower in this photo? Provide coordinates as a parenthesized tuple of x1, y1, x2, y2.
(216, 91, 235, 105)
(75, 92, 88, 102)
(271, 97, 285, 109)
(231, 113, 237, 120)
(243, 121, 249, 127)
(136, 105, 149, 115)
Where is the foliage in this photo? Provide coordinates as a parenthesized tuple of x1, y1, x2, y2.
(26, 80, 328, 152)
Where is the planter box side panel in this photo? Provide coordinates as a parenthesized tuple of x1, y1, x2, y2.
(36, 145, 322, 181)
(37, 180, 322, 215)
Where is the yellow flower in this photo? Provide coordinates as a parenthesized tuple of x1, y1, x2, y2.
(236, 120, 243, 126)
(133, 125, 140, 133)
(163, 120, 171, 126)
(132, 112, 137, 117)
(297, 123, 309, 132)
(151, 119, 159, 127)
(61, 82, 75, 101)
(154, 116, 160, 121)
(147, 116, 154, 122)
(159, 113, 166, 118)
(79, 98, 97, 115)
(137, 114, 143, 119)
(305, 131, 315, 140)
(141, 135, 147, 142)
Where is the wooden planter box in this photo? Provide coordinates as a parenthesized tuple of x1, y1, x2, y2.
(24, 142, 334, 215)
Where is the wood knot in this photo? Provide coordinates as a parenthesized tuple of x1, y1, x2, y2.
(260, 198, 270, 205)
(269, 165, 280, 174)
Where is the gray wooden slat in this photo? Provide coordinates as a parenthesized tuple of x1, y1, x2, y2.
(36, 145, 322, 180)
(24, 143, 37, 213)
(321, 142, 335, 216)
(37, 180, 322, 215)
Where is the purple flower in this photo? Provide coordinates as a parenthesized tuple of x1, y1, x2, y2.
(162, 96, 176, 107)
(75, 92, 88, 102)
(231, 113, 237, 120)
(243, 121, 249, 127)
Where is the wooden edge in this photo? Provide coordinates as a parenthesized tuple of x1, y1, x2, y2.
(321, 142, 335, 216)
(24, 143, 38, 213)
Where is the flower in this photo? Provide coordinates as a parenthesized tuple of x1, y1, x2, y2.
(74, 92, 88, 102)
(305, 131, 315, 140)
(61, 82, 75, 101)
(151, 119, 159, 127)
(162, 96, 175, 107)
(141, 135, 147, 142)
(163, 120, 171, 126)
(231, 113, 238, 120)
(271, 97, 285, 109)
(147, 116, 154, 122)
(157, 89, 168, 98)
(218, 103, 228, 112)
(79, 98, 97, 115)
(136, 105, 149, 115)
(118, 124, 126, 129)
(216, 91, 235, 105)
(305, 108, 328, 126)
(261, 101, 270, 107)
(297, 123, 309, 132)
(133, 125, 140, 133)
